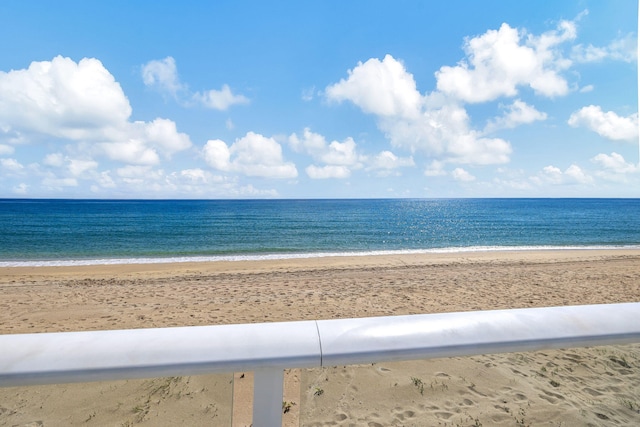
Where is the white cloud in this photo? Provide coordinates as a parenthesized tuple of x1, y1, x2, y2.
(43, 153, 65, 167)
(485, 99, 547, 133)
(142, 57, 248, 110)
(326, 54, 421, 117)
(540, 165, 563, 184)
(326, 56, 512, 166)
(67, 158, 99, 177)
(99, 139, 160, 165)
(0, 144, 14, 155)
(289, 128, 364, 179)
(305, 164, 351, 179)
(568, 105, 638, 142)
(42, 176, 78, 188)
(116, 165, 165, 186)
(424, 160, 447, 177)
(289, 128, 327, 155)
(203, 132, 298, 179)
(301, 86, 316, 102)
(0, 56, 192, 166)
(141, 56, 184, 96)
(592, 152, 639, 175)
(202, 139, 231, 171)
(572, 33, 637, 63)
(138, 118, 192, 156)
(289, 128, 415, 179)
(0, 158, 24, 173)
(435, 20, 575, 103)
(0, 56, 131, 139)
(13, 183, 28, 195)
(368, 150, 415, 173)
(96, 171, 116, 189)
(451, 167, 476, 182)
(178, 168, 211, 183)
(192, 84, 249, 110)
(564, 164, 592, 183)
(537, 164, 593, 185)
(321, 138, 359, 166)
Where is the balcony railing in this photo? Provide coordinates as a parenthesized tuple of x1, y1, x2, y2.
(1, 302, 639, 426)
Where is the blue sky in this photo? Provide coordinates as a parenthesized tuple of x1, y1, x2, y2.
(0, 1, 637, 199)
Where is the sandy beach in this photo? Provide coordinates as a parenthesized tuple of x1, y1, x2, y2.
(1, 249, 639, 426)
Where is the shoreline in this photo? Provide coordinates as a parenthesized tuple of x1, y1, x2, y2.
(1, 247, 639, 278)
(1, 244, 639, 268)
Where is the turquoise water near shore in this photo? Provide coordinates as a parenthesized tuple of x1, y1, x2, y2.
(1, 198, 639, 266)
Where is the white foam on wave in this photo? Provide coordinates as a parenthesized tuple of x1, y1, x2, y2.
(1, 245, 639, 268)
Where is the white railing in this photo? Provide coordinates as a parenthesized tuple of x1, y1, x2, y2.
(1, 302, 639, 426)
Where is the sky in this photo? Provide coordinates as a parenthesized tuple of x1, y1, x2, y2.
(0, 1, 638, 199)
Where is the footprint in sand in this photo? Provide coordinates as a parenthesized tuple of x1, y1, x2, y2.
(433, 411, 455, 420)
(392, 409, 416, 421)
(459, 398, 474, 406)
(583, 387, 603, 397)
(334, 413, 348, 421)
(538, 389, 565, 403)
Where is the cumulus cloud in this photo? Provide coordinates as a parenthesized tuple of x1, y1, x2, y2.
(0, 56, 192, 166)
(367, 151, 415, 175)
(0, 144, 14, 155)
(326, 55, 512, 166)
(141, 56, 184, 97)
(305, 164, 351, 179)
(142, 56, 248, 110)
(326, 55, 421, 117)
(579, 84, 594, 93)
(43, 153, 65, 168)
(289, 128, 365, 179)
(451, 167, 476, 182)
(42, 176, 78, 189)
(0, 158, 24, 173)
(192, 85, 249, 110)
(572, 33, 637, 63)
(0, 56, 131, 139)
(290, 128, 415, 178)
(592, 152, 639, 176)
(203, 132, 297, 179)
(536, 164, 593, 185)
(485, 99, 547, 133)
(13, 183, 28, 195)
(67, 158, 98, 177)
(568, 105, 638, 142)
(424, 160, 447, 177)
(435, 20, 575, 103)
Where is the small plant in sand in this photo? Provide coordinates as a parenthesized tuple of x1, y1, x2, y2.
(282, 400, 296, 413)
(411, 376, 424, 395)
(609, 356, 631, 369)
(313, 386, 324, 396)
(619, 398, 637, 411)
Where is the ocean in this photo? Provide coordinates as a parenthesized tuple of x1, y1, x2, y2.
(0, 198, 639, 267)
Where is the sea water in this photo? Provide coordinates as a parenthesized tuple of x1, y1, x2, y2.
(0, 198, 639, 267)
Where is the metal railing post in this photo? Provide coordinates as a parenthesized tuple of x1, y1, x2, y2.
(252, 368, 284, 427)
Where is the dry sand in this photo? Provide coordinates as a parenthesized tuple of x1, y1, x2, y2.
(0, 250, 639, 426)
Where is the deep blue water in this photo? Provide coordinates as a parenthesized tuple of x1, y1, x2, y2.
(0, 198, 639, 266)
